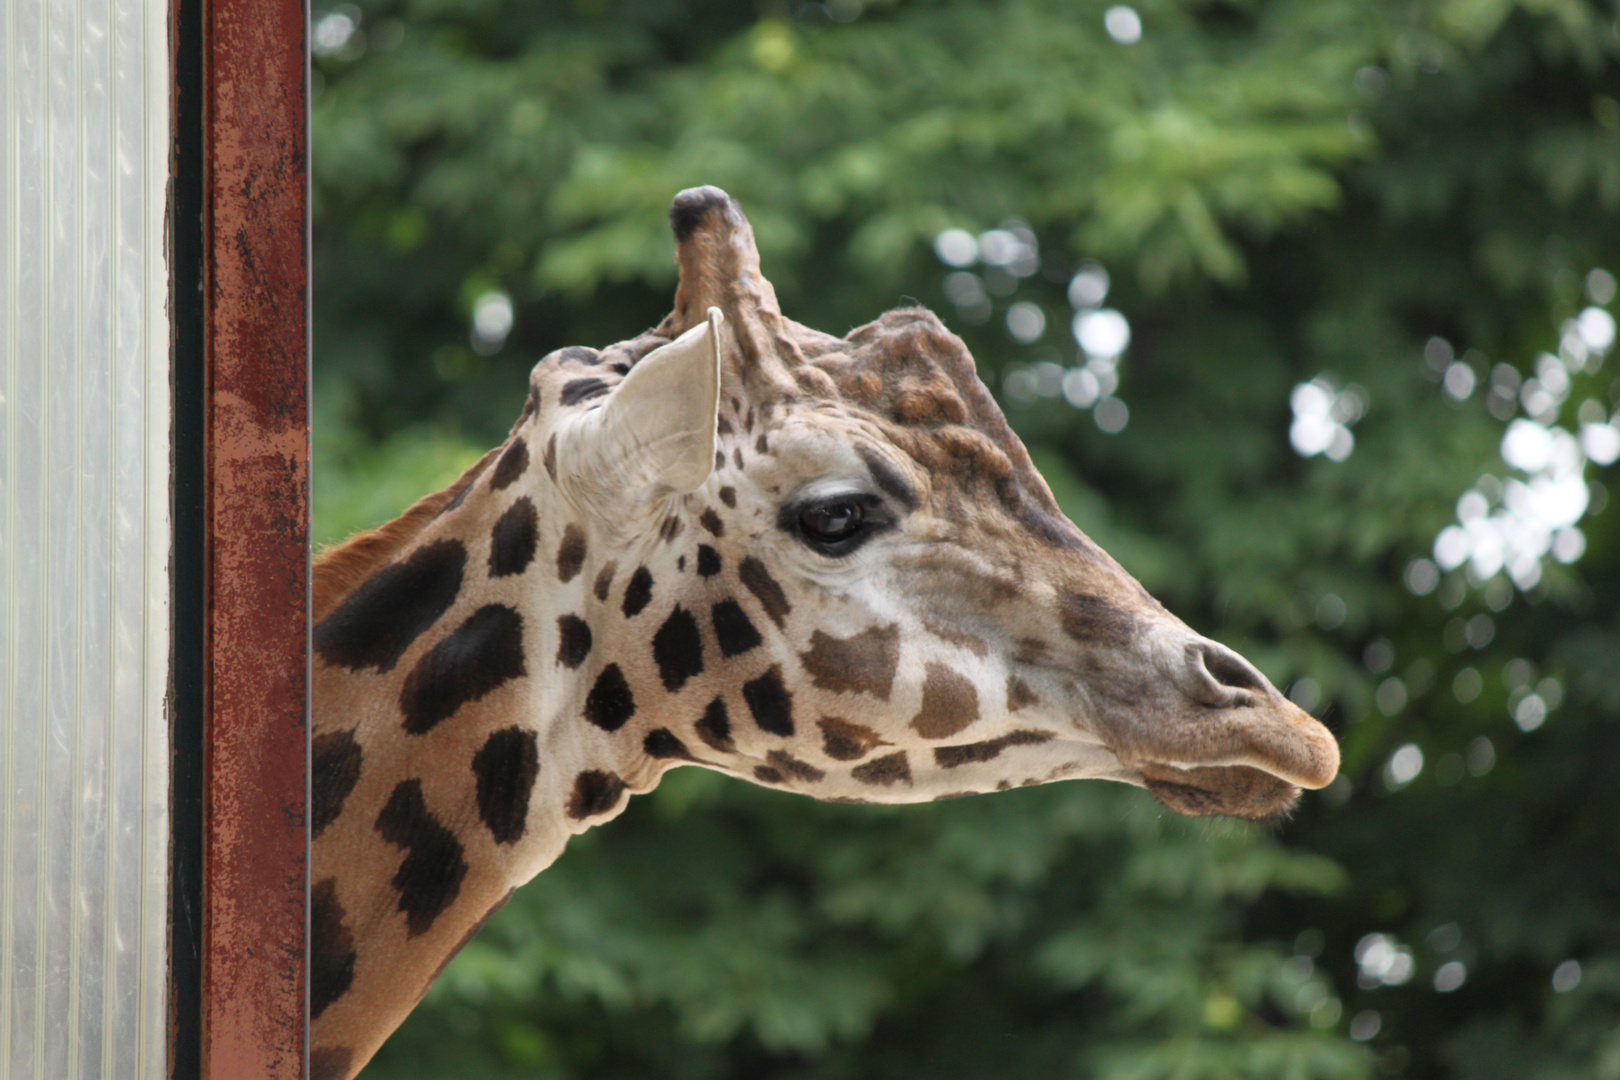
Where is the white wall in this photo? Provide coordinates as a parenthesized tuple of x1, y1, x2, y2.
(0, 0, 172, 1071)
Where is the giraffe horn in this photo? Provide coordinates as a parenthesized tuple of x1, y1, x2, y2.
(664, 186, 780, 333)
(658, 187, 803, 396)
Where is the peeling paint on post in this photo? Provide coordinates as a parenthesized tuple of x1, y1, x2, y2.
(199, 0, 310, 1074)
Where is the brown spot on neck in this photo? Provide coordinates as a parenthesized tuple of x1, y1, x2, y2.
(593, 561, 617, 601)
(567, 770, 626, 818)
(556, 524, 587, 582)
(313, 448, 498, 623)
(490, 437, 530, 489)
(767, 749, 825, 783)
(1014, 637, 1048, 665)
(310, 1047, 354, 1080)
(310, 878, 356, 1021)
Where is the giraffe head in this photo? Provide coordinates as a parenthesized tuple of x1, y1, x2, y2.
(305, 186, 1344, 1079)
(520, 186, 1337, 820)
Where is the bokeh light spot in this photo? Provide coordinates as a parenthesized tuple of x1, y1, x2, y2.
(1074, 308, 1130, 358)
(471, 290, 514, 355)
(1068, 263, 1110, 308)
(1356, 933, 1414, 986)
(1290, 377, 1363, 461)
(1349, 1010, 1381, 1041)
(1452, 667, 1482, 703)
(1006, 301, 1046, 343)
(1443, 361, 1476, 400)
(1094, 397, 1129, 434)
(313, 5, 362, 56)
(1512, 693, 1547, 731)
(1404, 558, 1440, 595)
(1315, 593, 1347, 630)
(1385, 744, 1423, 787)
(1433, 961, 1466, 993)
(1587, 268, 1616, 304)
(934, 228, 977, 268)
(1104, 5, 1142, 44)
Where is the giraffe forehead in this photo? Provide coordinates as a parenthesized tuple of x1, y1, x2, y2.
(518, 300, 1125, 608)
(735, 416, 900, 493)
(525, 308, 1062, 565)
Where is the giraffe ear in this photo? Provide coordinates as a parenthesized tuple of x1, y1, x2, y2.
(558, 308, 723, 517)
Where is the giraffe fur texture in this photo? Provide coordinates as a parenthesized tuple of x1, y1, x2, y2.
(307, 187, 1340, 1079)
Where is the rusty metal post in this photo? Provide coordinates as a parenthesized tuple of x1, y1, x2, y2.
(174, 0, 311, 1073)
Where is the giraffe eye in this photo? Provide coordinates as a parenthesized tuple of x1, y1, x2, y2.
(800, 501, 864, 544)
(783, 492, 890, 555)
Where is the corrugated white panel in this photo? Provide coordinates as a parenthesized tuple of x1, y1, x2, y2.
(1, 0, 171, 1071)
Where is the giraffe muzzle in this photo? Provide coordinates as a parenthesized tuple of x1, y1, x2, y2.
(1087, 626, 1341, 816)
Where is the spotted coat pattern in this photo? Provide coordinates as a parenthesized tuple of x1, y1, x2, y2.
(306, 187, 1339, 1079)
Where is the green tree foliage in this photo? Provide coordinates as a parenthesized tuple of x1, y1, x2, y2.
(311, 1, 1620, 1075)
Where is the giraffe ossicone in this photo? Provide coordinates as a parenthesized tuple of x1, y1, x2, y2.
(308, 185, 1340, 1079)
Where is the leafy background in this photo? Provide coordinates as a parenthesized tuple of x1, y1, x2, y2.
(311, 1, 1620, 1076)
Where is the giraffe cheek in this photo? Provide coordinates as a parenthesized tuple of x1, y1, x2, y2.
(798, 624, 900, 701)
(909, 662, 980, 739)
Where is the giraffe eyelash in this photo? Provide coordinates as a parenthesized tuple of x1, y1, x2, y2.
(777, 492, 892, 557)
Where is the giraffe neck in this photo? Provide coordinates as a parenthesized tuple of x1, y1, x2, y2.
(308, 428, 665, 1080)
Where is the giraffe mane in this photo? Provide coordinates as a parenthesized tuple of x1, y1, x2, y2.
(312, 447, 500, 623)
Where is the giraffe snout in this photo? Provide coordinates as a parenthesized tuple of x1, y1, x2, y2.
(1083, 624, 1342, 808)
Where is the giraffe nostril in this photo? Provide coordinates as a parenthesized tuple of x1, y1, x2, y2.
(1203, 646, 1266, 695)
(1182, 640, 1270, 707)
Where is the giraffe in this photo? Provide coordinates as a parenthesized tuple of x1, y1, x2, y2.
(307, 186, 1340, 1079)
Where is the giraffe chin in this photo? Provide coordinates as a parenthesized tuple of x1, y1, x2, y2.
(1136, 761, 1302, 821)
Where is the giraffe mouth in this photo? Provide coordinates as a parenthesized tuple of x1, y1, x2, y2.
(1113, 693, 1340, 819)
(1094, 629, 1341, 815)
(1135, 761, 1303, 820)
(1116, 697, 1339, 820)
(1084, 641, 1341, 819)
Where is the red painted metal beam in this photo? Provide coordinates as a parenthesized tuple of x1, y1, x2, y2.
(199, 0, 310, 1074)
